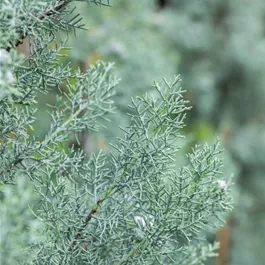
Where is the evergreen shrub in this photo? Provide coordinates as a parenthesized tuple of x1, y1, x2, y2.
(0, 1, 232, 264)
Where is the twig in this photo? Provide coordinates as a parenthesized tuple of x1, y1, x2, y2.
(71, 199, 104, 248)
(6, 0, 67, 52)
(39, 0, 66, 20)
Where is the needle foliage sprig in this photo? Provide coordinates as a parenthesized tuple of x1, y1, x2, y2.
(0, 1, 232, 264)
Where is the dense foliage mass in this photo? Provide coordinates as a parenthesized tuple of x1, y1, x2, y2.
(0, 1, 232, 264)
(71, 2, 265, 264)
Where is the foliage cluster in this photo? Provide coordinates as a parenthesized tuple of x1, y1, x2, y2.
(0, 1, 232, 264)
(70, 2, 265, 264)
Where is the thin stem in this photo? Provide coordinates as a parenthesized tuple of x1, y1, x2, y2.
(6, 0, 67, 52)
(71, 199, 104, 247)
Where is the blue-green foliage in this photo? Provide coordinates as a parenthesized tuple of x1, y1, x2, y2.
(69, 1, 265, 264)
(0, 1, 232, 264)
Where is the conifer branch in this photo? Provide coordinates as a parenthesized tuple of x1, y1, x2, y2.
(0, 1, 233, 263)
(6, 0, 67, 52)
(39, 0, 67, 20)
(71, 199, 104, 247)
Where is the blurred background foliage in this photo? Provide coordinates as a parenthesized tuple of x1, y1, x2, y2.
(1, 0, 265, 264)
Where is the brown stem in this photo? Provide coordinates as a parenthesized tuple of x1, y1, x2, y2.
(6, 0, 67, 52)
(38, 0, 66, 20)
(71, 199, 104, 248)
